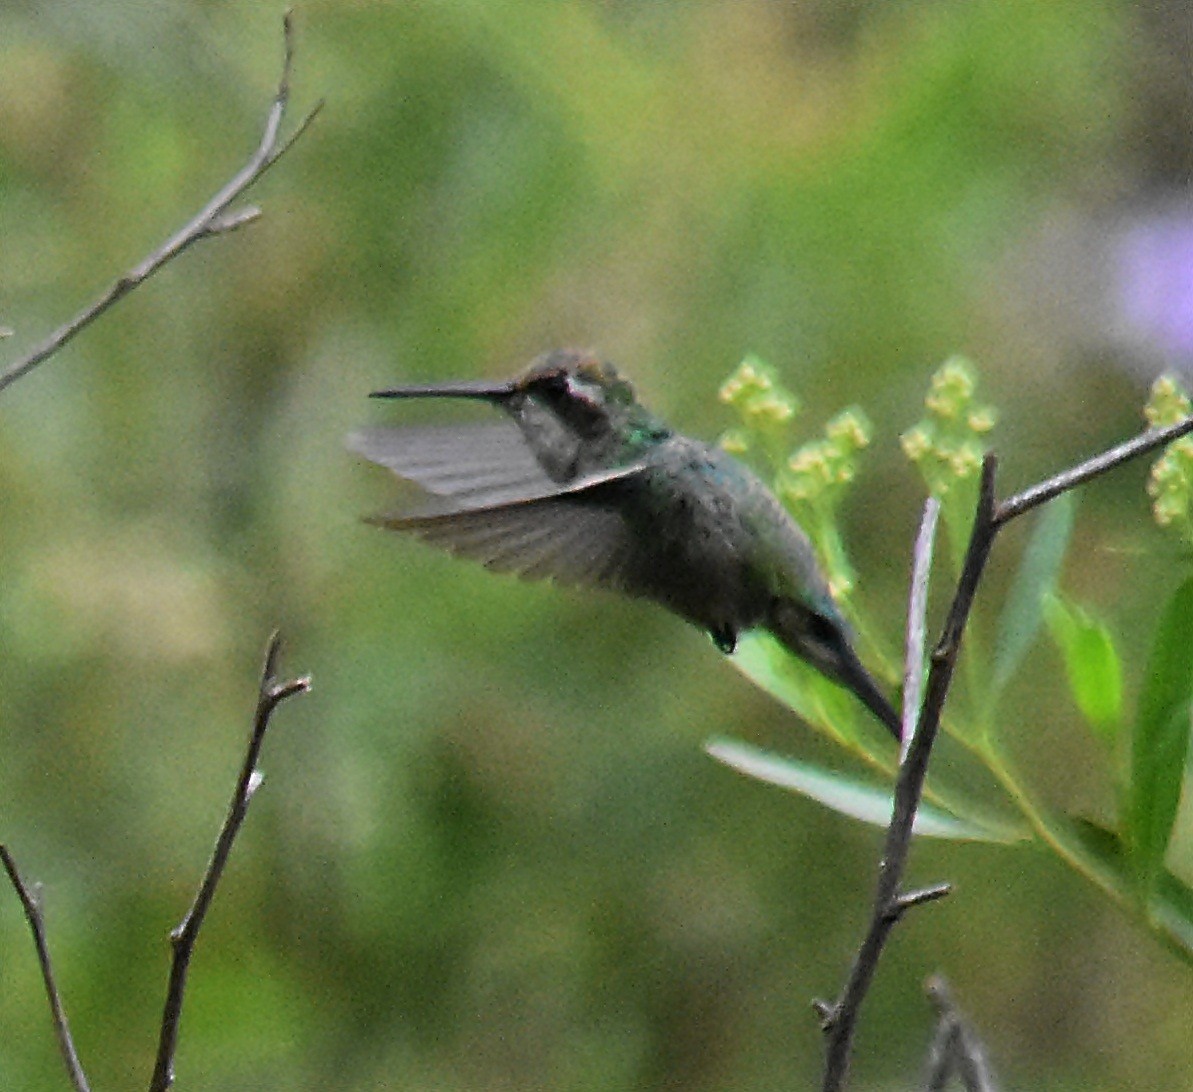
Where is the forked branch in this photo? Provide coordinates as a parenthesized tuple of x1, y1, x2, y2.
(819, 410, 1193, 1091)
(0, 10, 322, 395)
(924, 976, 1000, 1092)
(149, 633, 310, 1092)
(1, 634, 308, 1092)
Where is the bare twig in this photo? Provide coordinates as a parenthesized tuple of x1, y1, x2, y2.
(896, 883, 953, 913)
(924, 976, 1000, 1092)
(819, 494, 960, 1091)
(0, 847, 92, 1092)
(1, 635, 308, 1092)
(0, 10, 323, 396)
(148, 632, 310, 1092)
(818, 409, 1193, 1089)
(996, 411, 1193, 524)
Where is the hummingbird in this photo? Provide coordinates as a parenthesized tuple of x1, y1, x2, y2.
(349, 349, 901, 740)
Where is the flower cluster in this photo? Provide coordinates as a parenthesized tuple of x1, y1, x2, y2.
(781, 408, 872, 505)
(718, 355, 800, 462)
(1145, 374, 1193, 544)
(900, 357, 996, 499)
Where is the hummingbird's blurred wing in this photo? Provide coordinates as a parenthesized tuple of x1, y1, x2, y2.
(348, 423, 567, 510)
(352, 422, 649, 590)
(373, 495, 642, 589)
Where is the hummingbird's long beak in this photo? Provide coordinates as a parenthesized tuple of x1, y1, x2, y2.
(369, 380, 516, 401)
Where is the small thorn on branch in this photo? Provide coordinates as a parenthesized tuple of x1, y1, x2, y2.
(259, 630, 313, 712)
(890, 883, 952, 919)
(204, 207, 263, 235)
(812, 998, 836, 1028)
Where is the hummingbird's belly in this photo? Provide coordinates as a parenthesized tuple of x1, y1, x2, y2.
(622, 460, 774, 636)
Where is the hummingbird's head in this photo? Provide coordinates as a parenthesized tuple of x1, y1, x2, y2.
(514, 350, 639, 435)
(520, 350, 634, 402)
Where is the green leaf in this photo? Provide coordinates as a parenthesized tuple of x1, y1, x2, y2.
(990, 492, 1075, 702)
(1128, 577, 1193, 895)
(1043, 593, 1123, 741)
(705, 737, 1016, 842)
(1068, 819, 1193, 963)
(903, 497, 941, 747)
(729, 631, 866, 748)
(727, 630, 1031, 837)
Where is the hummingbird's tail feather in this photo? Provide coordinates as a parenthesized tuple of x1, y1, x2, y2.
(369, 380, 515, 401)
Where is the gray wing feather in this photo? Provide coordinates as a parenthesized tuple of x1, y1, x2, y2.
(353, 421, 650, 591)
(348, 423, 563, 509)
(372, 497, 642, 592)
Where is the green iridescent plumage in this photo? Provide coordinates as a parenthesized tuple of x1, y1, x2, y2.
(351, 349, 900, 739)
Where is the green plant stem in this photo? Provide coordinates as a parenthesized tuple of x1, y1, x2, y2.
(977, 741, 1193, 961)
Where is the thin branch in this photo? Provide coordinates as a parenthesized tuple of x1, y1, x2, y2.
(895, 883, 953, 914)
(923, 976, 1000, 1092)
(148, 632, 311, 1092)
(819, 495, 962, 1091)
(936, 455, 1001, 655)
(0, 847, 92, 1092)
(996, 411, 1193, 524)
(0, 10, 323, 396)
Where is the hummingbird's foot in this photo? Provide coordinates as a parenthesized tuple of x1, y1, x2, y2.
(710, 625, 738, 654)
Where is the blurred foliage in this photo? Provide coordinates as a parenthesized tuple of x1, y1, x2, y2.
(3, 2, 1193, 1090)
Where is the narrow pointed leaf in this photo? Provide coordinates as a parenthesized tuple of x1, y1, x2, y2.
(1043, 593, 1123, 741)
(706, 737, 1014, 842)
(991, 492, 1075, 700)
(729, 630, 1030, 835)
(1128, 576, 1193, 895)
(901, 497, 940, 756)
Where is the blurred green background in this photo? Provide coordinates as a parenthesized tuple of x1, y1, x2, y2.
(3, 1, 1193, 1088)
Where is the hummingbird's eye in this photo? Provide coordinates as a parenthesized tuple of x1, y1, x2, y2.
(529, 370, 569, 402)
